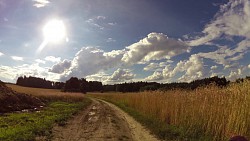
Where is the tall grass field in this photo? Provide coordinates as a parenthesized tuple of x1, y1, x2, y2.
(90, 81, 250, 140)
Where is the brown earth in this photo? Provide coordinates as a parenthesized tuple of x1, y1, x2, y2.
(49, 99, 159, 141)
(0, 82, 44, 113)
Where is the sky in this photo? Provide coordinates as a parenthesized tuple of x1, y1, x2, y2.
(0, 0, 250, 84)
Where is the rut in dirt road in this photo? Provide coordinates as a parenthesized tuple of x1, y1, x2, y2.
(51, 99, 144, 141)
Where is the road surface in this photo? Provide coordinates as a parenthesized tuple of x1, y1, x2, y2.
(50, 98, 159, 141)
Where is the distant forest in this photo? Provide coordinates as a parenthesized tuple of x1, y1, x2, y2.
(16, 76, 250, 93)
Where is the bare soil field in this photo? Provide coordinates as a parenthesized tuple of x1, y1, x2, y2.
(50, 99, 159, 141)
(0, 82, 44, 113)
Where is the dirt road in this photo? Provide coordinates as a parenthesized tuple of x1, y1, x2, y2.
(51, 99, 159, 141)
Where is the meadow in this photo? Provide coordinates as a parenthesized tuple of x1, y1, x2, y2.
(7, 84, 86, 102)
(1, 84, 91, 141)
(89, 81, 250, 141)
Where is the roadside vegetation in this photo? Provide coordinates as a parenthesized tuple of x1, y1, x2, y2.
(89, 80, 250, 141)
(1, 84, 91, 141)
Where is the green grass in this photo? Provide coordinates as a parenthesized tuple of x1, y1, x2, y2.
(0, 98, 92, 141)
(89, 96, 213, 141)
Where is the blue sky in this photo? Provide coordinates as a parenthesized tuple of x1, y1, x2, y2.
(0, 0, 250, 84)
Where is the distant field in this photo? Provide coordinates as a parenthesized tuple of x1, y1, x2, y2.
(7, 84, 85, 102)
(89, 81, 250, 140)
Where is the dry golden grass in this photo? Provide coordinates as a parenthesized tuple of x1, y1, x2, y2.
(90, 81, 250, 140)
(7, 84, 85, 102)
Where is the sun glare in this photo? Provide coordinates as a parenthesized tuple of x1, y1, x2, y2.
(37, 19, 67, 53)
(43, 19, 66, 43)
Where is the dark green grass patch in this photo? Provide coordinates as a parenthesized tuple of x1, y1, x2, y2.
(0, 98, 91, 141)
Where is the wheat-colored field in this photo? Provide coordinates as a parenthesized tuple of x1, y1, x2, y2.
(7, 84, 85, 102)
(90, 81, 250, 140)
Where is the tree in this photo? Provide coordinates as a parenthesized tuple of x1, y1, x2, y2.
(63, 77, 80, 92)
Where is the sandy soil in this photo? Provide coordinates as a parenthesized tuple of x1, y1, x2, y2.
(50, 98, 159, 141)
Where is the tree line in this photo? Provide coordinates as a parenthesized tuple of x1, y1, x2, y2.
(16, 76, 103, 93)
(16, 75, 250, 93)
(103, 76, 230, 92)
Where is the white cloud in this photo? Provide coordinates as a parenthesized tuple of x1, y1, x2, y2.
(144, 63, 159, 71)
(143, 55, 205, 83)
(86, 16, 107, 30)
(143, 62, 171, 71)
(49, 59, 71, 74)
(224, 63, 238, 70)
(86, 69, 135, 84)
(106, 38, 116, 42)
(196, 40, 250, 67)
(122, 32, 190, 65)
(96, 16, 106, 20)
(11, 56, 23, 61)
(188, 0, 250, 46)
(33, 0, 50, 8)
(163, 55, 204, 82)
(145, 71, 164, 81)
(35, 59, 45, 64)
(227, 69, 243, 81)
(108, 22, 117, 26)
(0, 52, 4, 56)
(0, 63, 60, 83)
(108, 68, 135, 82)
(86, 72, 110, 82)
(60, 47, 124, 81)
(248, 64, 250, 69)
(45, 56, 61, 63)
(211, 65, 218, 70)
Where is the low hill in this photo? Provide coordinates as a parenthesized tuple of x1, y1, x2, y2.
(0, 81, 44, 113)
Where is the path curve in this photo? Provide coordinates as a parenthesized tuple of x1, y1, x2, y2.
(50, 98, 159, 141)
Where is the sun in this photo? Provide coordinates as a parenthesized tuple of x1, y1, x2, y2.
(43, 19, 66, 43)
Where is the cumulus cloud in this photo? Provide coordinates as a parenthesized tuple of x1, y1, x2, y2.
(49, 59, 71, 74)
(0, 63, 60, 83)
(35, 59, 45, 64)
(11, 56, 23, 61)
(60, 47, 124, 81)
(45, 56, 61, 63)
(122, 32, 190, 65)
(109, 69, 134, 81)
(227, 69, 243, 81)
(0, 52, 4, 56)
(143, 55, 205, 83)
(86, 69, 135, 84)
(143, 62, 171, 71)
(33, 0, 50, 8)
(211, 65, 218, 70)
(248, 64, 250, 69)
(162, 55, 204, 82)
(145, 71, 164, 81)
(188, 0, 250, 46)
(144, 63, 159, 71)
(196, 40, 250, 67)
(108, 68, 135, 82)
(86, 72, 110, 82)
